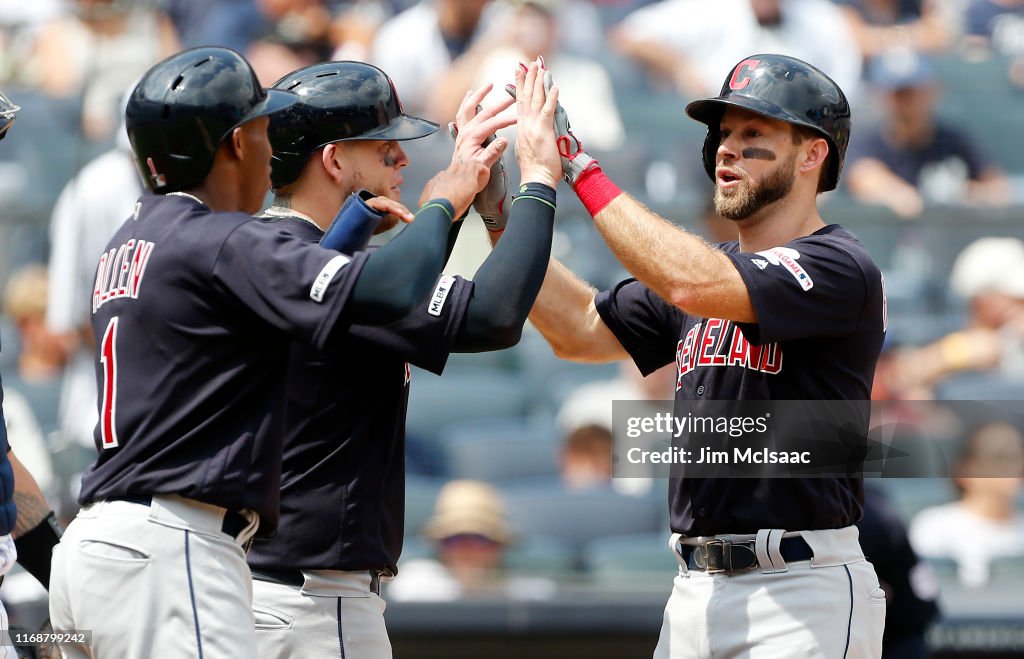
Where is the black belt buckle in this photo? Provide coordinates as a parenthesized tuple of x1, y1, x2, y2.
(691, 539, 759, 573)
(369, 571, 381, 595)
(695, 539, 727, 574)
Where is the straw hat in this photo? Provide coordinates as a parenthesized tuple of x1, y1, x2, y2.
(423, 480, 512, 545)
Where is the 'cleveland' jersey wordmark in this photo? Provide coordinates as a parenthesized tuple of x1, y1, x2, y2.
(675, 318, 783, 390)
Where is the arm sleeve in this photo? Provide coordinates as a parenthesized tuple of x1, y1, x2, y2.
(726, 234, 878, 345)
(347, 274, 475, 374)
(347, 200, 455, 325)
(453, 183, 556, 352)
(594, 279, 684, 376)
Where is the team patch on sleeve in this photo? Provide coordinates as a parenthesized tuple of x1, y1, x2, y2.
(428, 275, 456, 317)
(755, 247, 813, 291)
(310, 254, 351, 303)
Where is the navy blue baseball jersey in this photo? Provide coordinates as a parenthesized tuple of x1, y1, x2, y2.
(596, 224, 886, 536)
(78, 193, 369, 535)
(247, 215, 473, 575)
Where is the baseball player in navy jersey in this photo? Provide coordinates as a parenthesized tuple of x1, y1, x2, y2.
(243, 59, 561, 659)
(517, 56, 887, 657)
(47, 47, 502, 659)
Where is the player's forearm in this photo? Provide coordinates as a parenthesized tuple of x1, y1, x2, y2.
(348, 200, 453, 324)
(10, 451, 61, 590)
(10, 451, 49, 537)
(454, 184, 556, 352)
(527, 258, 626, 363)
(586, 186, 754, 321)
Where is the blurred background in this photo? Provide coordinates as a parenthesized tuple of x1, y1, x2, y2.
(1, 0, 1023, 657)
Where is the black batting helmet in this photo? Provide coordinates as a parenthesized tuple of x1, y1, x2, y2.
(685, 54, 851, 192)
(268, 61, 438, 190)
(126, 46, 297, 193)
(0, 89, 19, 141)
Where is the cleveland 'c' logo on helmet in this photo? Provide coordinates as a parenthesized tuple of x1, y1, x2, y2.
(729, 59, 761, 91)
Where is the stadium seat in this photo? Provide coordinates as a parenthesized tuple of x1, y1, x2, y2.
(504, 536, 576, 576)
(502, 483, 663, 556)
(405, 367, 533, 445)
(876, 478, 957, 522)
(439, 417, 561, 482)
(582, 532, 678, 587)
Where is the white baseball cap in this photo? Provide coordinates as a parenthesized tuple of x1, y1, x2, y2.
(950, 237, 1024, 299)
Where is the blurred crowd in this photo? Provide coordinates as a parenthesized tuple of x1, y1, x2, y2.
(0, 0, 1023, 652)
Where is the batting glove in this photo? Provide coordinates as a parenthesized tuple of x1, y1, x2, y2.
(505, 62, 599, 189)
(448, 111, 510, 233)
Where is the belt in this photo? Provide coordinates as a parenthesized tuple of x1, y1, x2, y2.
(251, 567, 382, 596)
(680, 536, 813, 573)
(107, 495, 251, 541)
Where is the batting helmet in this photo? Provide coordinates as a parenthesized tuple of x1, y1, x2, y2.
(0, 89, 19, 141)
(126, 46, 297, 193)
(685, 54, 851, 192)
(268, 61, 438, 190)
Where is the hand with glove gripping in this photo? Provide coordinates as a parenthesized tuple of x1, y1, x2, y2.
(506, 58, 622, 216)
(447, 84, 516, 231)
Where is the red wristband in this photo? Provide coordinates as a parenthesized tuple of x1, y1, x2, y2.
(574, 166, 622, 217)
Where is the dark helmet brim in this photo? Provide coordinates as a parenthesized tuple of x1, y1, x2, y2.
(239, 88, 299, 126)
(350, 114, 439, 142)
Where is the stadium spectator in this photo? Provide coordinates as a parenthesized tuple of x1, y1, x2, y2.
(370, 0, 497, 119)
(246, 0, 337, 85)
(834, 0, 952, 58)
(609, 0, 861, 100)
(874, 237, 1024, 399)
(845, 50, 1010, 218)
(329, 0, 396, 61)
(557, 360, 675, 434)
(3, 264, 68, 390)
(46, 88, 141, 449)
(910, 422, 1024, 587)
(963, 0, 1024, 86)
(160, 0, 269, 53)
(438, 0, 625, 152)
(388, 480, 513, 600)
(561, 424, 614, 491)
(30, 0, 179, 140)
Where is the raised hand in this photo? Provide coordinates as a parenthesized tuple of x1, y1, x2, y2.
(449, 98, 512, 232)
(512, 59, 562, 190)
(420, 159, 494, 220)
(505, 59, 599, 188)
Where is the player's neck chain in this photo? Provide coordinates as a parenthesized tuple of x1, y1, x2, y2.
(263, 206, 322, 232)
(167, 191, 207, 207)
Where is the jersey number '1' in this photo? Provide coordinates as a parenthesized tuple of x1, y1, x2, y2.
(100, 317, 120, 449)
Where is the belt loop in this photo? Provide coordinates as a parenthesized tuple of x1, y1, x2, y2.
(669, 533, 689, 574)
(755, 529, 774, 573)
(767, 529, 788, 574)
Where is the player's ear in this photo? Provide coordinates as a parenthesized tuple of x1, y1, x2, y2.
(798, 137, 829, 178)
(226, 126, 245, 161)
(322, 144, 345, 185)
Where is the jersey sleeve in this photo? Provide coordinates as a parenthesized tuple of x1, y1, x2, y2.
(594, 279, 683, 376)
(726, 235, 877, 345)
(212, 219, 369, 352)
(346, 274, 474, 375)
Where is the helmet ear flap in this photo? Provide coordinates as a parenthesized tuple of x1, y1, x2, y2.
(701, 127, 719, 184)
